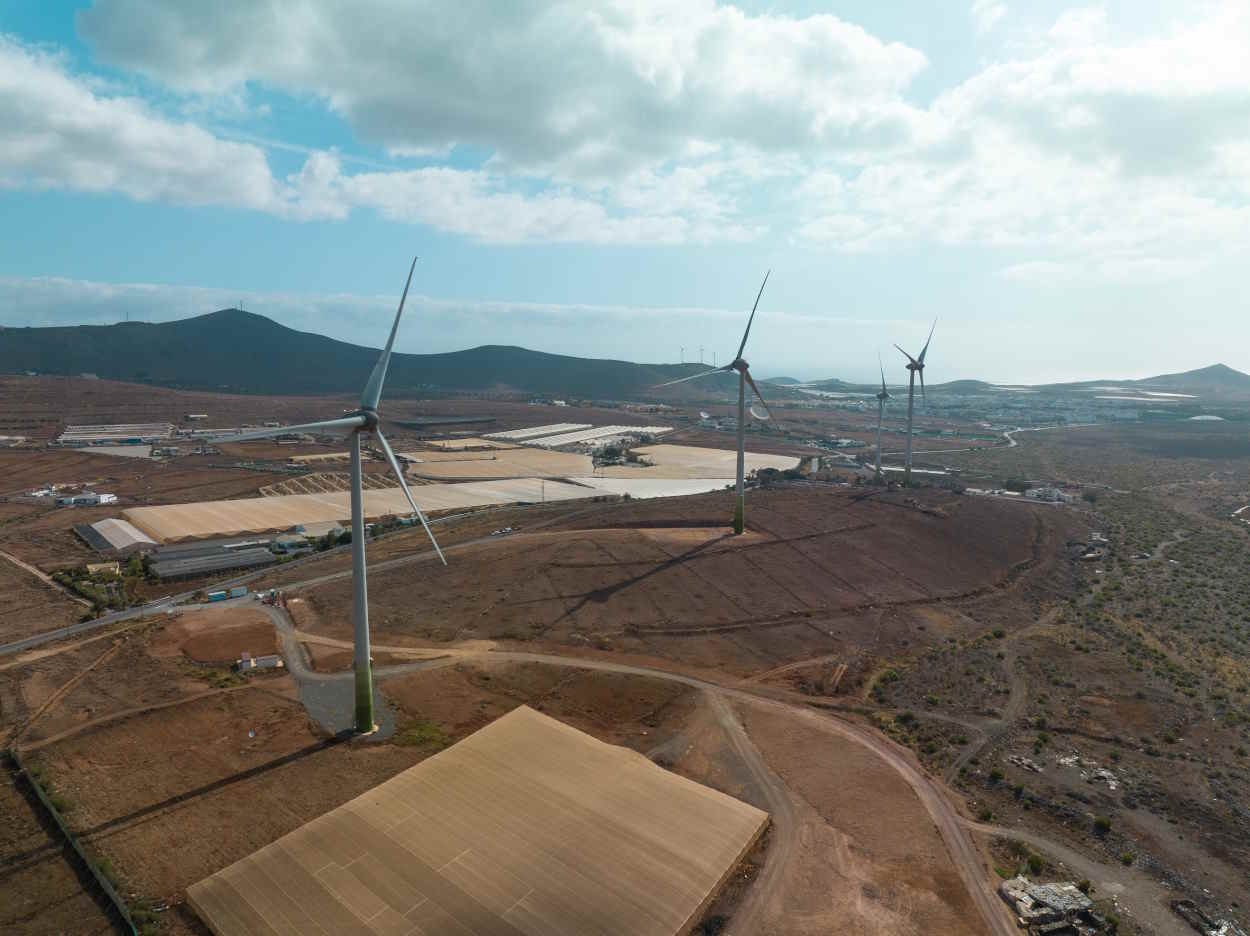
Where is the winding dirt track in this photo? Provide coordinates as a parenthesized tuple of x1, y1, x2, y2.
(962, 820, 1185, 936)
(254, 604, 1015, 935)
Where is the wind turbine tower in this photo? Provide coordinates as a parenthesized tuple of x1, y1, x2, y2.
(874, 355, 890, 480)
(894, 321, 936, 487)
(655, 272, 774, 534)
(212, 257, 445, 734)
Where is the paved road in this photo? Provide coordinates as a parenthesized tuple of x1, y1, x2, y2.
(0, 594, 184, 656)
(0, 500, 616, 659)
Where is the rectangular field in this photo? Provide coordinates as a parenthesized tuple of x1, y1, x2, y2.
(422, 437, 514, 450)
(188, 706, 767, 936)
(122, 478, 600, 541)
(598, 443, 801, 478)
(529, 425, 672, 448)
(403, 447, 593, 480)
(485, 423, 590, 440)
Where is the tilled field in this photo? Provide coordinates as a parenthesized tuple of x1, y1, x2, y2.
(292, 486, 1075, 680)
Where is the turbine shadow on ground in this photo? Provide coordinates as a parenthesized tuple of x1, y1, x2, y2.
(78, 737, 344, 840)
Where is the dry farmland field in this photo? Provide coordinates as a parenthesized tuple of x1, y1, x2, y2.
(5, 384, 1250, 936)
(0, 556, 87, 644)
(188, 705, 768, 936)
(0, 376, 670, 443)
(286, 485, 1076, 683)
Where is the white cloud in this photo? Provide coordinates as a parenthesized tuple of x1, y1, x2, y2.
(77, 0, 929, 179)
(970, 0, 1007, 35)
(4, 2, 1250, 278)
(797, 3, 1250, 279)
(0, 35, 749, 244)
(0, 36, 283, 211)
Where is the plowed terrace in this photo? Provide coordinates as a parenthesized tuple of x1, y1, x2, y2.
(291, 485, 1074, 681)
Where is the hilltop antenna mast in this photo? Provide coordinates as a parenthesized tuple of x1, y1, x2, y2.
(699, 345, 704, 364)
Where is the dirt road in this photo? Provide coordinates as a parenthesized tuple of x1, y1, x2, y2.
(963, 820, 1186, 936)
(0, 547, 92, 608)
(242, 602, 1014, 935)
(704, 691, 800, 934)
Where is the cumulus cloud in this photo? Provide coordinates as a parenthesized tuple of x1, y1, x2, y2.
(797, 3, 1250, 277)
(77, 0, 929, 179)
(4, 2, 1250, 278)
(0, 36, 283, 211)
(0, 35, 744, 244)
(970, 0, 1007, 35)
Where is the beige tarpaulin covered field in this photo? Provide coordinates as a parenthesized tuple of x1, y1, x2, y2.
(421, 437, 514, 450)
(597, 443, 801, 479)
(571, 477, 736, 499)
(123, 479, 597, 542)
(188, 706, 767, 936)
(402, 447, 593, 480)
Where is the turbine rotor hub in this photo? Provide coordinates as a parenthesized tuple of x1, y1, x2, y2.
(732, 359, 748, 372)
(358, 408, 380, 431)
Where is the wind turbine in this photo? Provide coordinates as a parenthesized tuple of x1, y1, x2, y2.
(874, 355, 890, 480)
(654, 272, 773, 535)
(894, 320, 936, 487)
(212, 257, 445, 734)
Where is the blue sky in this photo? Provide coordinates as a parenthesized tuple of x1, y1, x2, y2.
(2, 1, 1248, 382)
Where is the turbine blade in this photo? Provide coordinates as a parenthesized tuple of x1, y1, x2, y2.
(894, 343, 919, 366)
(375, 430, 447, 566)
(920, 368, 927, 406)
(918, 319, 937, 364)
(744, 369, 776, 422)
(735, 270, 771, 361)
(878, 353, 887, 394)
(360, 255, 418, 410)
(653, 367, 728, 389)
(211, 415, 367, 444)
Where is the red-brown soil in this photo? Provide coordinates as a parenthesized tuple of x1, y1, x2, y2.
(0, 555, 86, 643)
(0, 450, 292, 567)
(736, 701, 985, 935)
(148, 608, 280, 665)
(0, 770, 115, 934)
(293, 486, 1074, 683)
(380, 658, 693, 749)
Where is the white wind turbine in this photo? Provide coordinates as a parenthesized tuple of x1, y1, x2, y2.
(894, 320, 936, 487)
(654, 272, 774, 535)
(874, 355, 891, 480)
(213, 257, 444, 734)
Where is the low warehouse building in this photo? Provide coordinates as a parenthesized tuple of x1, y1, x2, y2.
(73, 518, 156, 554)
(150, 546, 277, 580)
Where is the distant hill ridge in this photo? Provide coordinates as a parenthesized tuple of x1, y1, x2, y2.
(1, 310, 1246, 399)
(0, 309, 711, 398)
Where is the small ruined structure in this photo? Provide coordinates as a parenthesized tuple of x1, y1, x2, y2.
(1000, 877, 1101, 933)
